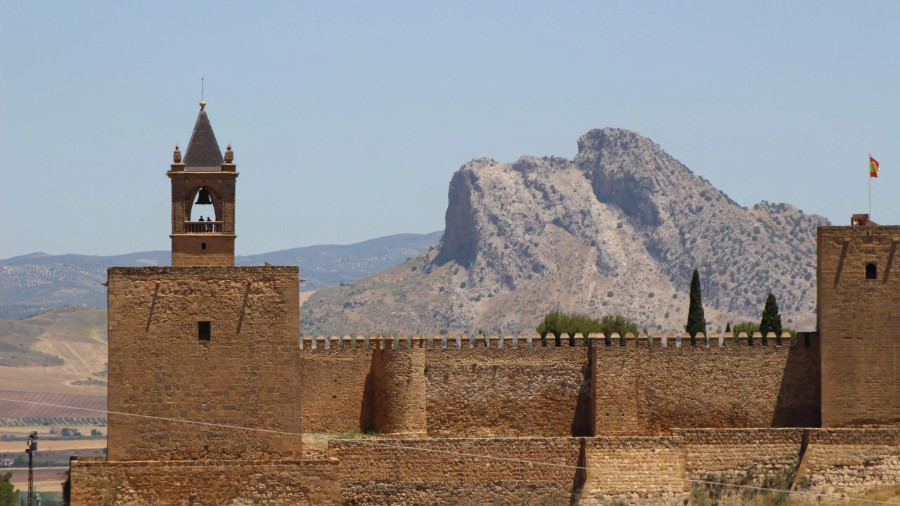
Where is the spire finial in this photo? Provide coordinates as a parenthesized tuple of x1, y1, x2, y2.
(199, 77, 206, 109)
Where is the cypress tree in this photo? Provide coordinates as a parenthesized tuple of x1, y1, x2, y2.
(759, 293, 782, 344)
(685, 269, 706, 342)
(725, 322, 731, 333)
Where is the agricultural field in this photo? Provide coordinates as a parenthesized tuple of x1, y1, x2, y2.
(0, 391, 106, 424)
(0, 438, 105, 453)
(0, 424, 104, 438)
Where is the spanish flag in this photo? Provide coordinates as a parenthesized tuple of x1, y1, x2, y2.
(870, 155, 880, 178)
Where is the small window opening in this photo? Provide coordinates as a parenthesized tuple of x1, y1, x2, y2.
(198, 321, 211, 341)
(201, 242, 207, 250)
(866, 263, 877, 280)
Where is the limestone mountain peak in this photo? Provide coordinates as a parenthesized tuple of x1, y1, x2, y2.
(301, 128, 827, 335)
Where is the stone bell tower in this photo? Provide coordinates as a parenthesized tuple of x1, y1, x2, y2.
(168, 101, 238, 266)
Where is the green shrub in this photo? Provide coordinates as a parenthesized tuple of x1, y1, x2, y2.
(536, 312, 637, 346)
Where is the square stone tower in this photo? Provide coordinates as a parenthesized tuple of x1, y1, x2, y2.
(818, 217, 900, 426)
(105, 102, 303, 460)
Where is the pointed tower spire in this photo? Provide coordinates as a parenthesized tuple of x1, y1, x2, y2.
(183, 101, 224, 169)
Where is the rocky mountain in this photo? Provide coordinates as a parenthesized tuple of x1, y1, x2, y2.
(301, 128, 827, 335)
(0, 232, 442, 319)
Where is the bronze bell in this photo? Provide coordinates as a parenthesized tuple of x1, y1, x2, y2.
(195, 187, 213, 205)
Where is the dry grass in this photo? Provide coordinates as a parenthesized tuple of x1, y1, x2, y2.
(693, 484, 900, 506)
(787, 484, 900, 505)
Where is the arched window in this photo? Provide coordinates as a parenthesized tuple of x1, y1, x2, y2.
(186, 187, 219, 233)
(866, 263, 877, 280)
(190, 187, 217, 221)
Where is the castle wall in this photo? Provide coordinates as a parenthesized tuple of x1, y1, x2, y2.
(74, 429, 900, 505)
(818, 226, 900, 427)
(592, 335, 821, 435)
(581, 436, 688, 504)
(106, 266, 302, 461)
(299, 333, 820, 437)
(675, 428, 806, 485)
(69, 457, 339, 506)
(798, 428, 900, 495)
(300, 342, 374, 434)
(328, 437, 582, 505)
(424, 335, 589, 437)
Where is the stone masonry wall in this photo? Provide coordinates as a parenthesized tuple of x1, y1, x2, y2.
(107, 266, 302, 461)
(582, 436, 688, 504)
(373, 344, 427, 435)
(300, 333, 819, 437)
(69, 457, 339, 506)
(593, 334, 820, 435)
(328, 437, 582, 505)
(171, 235, 236, 267)
(326, 430, 900, 505)
(425, 334, 589, 437)
(675, 428, 806, 486)
(798, 428, 900, 496)
(818, 226, 900, 427)
(300, 344, 374, 434)
(301, 334, 588, 437)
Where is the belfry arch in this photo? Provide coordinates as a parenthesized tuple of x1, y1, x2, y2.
(187, 186, 220, 225)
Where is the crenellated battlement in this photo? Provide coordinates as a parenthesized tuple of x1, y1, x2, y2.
(299, 331, 811, 350)
(300, 328, 820, 437)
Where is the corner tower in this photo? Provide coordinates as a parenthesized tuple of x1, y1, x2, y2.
(168, 101, 237, 266)
(818, 215, 900, 426)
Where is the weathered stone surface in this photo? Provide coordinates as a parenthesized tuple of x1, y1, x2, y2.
(327, 430, 900, 505)
(329, 438, 582, 505)
(106, 266, 302, 461)
(800, 429, 900, 495)
(70, 458, 339, 505)
(300, 336, 819, 437)
(818, 226, 900, 427)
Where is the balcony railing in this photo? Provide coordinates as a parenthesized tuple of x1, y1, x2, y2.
(184, 221, 223, 233)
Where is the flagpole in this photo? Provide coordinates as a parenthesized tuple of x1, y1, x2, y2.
(868, 153, 872, 217)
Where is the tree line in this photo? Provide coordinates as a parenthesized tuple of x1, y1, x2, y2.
(537, 269, 790, 344)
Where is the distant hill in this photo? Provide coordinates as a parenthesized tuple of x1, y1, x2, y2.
(0, 232, 442, 319)
(301, 128, 828, 335)
(0, 305, 107, 397)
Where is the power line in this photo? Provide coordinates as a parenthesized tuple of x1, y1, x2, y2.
(1, 398, 896, 505)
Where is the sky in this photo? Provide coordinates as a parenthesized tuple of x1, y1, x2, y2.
(1, 1, 899, 259)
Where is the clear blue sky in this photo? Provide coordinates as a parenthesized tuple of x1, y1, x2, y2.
(1, 1, 898, 258)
